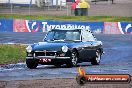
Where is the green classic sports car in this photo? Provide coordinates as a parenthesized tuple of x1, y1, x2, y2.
(26, 29, 103, 69)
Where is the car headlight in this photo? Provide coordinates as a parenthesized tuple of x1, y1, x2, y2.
(26, 45, 32, 53)
(62, 45, 68, 53)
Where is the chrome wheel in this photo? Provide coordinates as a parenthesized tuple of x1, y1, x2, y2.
(91, 50, 101, 65)
(66, 51, 78, 67)
(96, 51, 101, 63)
(71, 52, 78, 66)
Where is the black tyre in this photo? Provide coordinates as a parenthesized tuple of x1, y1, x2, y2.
(66, 51, 78, 67)
(91, 50, 101, 65)
(26, 59, 38, 69)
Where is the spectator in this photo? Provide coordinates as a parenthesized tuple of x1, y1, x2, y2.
(80, 0, 90, 16)
(75, 0, 81, 16)
(71, 0, 80, 16)
(71, 0, 78, 16)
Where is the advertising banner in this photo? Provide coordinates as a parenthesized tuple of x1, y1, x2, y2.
(0, 18, 132, 34)
(119, 22, 132, 34)
(104, 22, 132, 34)
(0, 19, 13, 32)
(13, 19, 104, 33)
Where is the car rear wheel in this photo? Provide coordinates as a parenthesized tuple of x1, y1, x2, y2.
(26, 59, 38, 69)
(66, 51, 78, 67)
(91, 50, 101, 65)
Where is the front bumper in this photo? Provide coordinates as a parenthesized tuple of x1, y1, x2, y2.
(26, 56, 71, 65)
(26, 56, 70, 59)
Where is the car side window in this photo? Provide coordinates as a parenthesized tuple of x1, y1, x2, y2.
(81, 30, 96, 42)
(66, 31, 80, 41)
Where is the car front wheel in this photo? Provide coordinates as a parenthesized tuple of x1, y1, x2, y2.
(66, 51, 78, 67)
(91, 50, 101, 65)
(26, 59, 38, 69)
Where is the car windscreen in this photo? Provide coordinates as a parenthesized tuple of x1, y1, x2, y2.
(44, 30, 81, 41)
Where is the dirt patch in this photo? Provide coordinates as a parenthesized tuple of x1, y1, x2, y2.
(0, 78, 132, 88)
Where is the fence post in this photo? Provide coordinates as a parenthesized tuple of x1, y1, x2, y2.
(29, 5, 31, 15)
(67, 3, 69, 16)
(60, 0, 62, 10)
(10, 3, 13, 14)
(29, 0, 32, 15)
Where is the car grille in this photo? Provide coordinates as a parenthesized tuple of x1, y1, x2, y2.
(35, 51, 58, 56)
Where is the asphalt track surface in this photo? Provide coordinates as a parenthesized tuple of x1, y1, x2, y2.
(0, 33, 132, 81)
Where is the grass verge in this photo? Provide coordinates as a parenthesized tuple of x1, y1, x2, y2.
(0, 44, 27, 64)
(0, 14, 132, 22)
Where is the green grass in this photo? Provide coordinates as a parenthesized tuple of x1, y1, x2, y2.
(0, 14, 132, 22)
(0, 44, 27, 64)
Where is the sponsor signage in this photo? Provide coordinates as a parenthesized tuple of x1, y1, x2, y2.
(0, 19, 132, 34)
(76, 67, 131, 85)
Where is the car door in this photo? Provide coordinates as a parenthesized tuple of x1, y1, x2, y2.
(79, 29, 96, 61)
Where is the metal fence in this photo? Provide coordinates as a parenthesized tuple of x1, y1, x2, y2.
(0, 0, 132, 16)
(0, 0, 72, 16)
